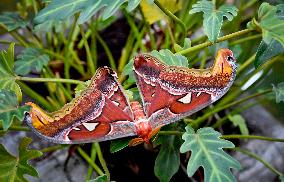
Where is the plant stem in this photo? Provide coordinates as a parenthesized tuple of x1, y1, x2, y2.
(159, 131, 183, 136)
(16, 76, 84, 85)
(18, 82, 53, 111)
(95, 31, 116, 70)
(86, 143, 97, 181)
(193, 88, 272, 126)
(229, 34, 261, 46)
(233, 147, 284, 177)
(178, 29, 253, 55)
(95, 142, 110, 181)
(221, 135, 284, 142)
(77, 147, 104, 176)
(153, 0, 187, 41)
(0, 125, 30, 131)
(237, 53, 256, 76)
(41, 144, 68, 153)
(80, 25, 95, 75)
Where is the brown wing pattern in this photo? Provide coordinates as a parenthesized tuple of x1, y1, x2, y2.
(26, 67, 136, 144)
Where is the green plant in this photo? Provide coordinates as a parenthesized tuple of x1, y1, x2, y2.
(0, 0, 284, 181)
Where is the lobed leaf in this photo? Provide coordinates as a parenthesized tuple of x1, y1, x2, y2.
(189, 1, 238, 42)
(15, 48, 50, 76)
(0, 43, 22, 101)
(254, 3, 284, 47)
(0, 89, 30, 130)
(180, 126, 241, 182)
(0, 137, 42, 182)
(34, 0, 141, 25)
(0, 12, 27, 31)
(272, 82, 284, 103)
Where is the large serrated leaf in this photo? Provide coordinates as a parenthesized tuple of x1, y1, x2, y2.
(273, 82, 284, 103)
(15, 48, 50, 76)
(189, 1, 238, 42)
(110, 138, 131, 153)
(0, 137, 42, 182)
(0, 12, 27, 31)
(255, 39, 284, 68)
(0, 89, 30, 130)
(154, 135, 181, 182)
(34, 0, 141, 25)
(254, 3, 284, 47)
(0, 43, 22, 101)
(180, 126, 241, 182)
(140, 0, 182, 24)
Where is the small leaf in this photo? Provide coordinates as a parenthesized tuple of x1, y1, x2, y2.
(253, 3, 284, 47)
(34, 0, 141, 25)
(151, 49, 188, 67)
(140, 0, 182, 24)
(0, 137, 43, 181)
(0, 44, 22, 101)
(88, 174, 108, 182)
(74, 80, 91, 97)
(15, 48, 50, 76)
(272, 82, 284, 103)
(228, 114, 249, 135)
(189, 1, 238, 42)
(180, 126, 241, 182)
(174, 38, 191, 52)
(154, 135, 181, 182)
(280, 175, 284, 182)
(255, 39, 284, 68)
(110, 138, 131, 153)
(0, 90, 30, 130)
(0, 12, 27, 31)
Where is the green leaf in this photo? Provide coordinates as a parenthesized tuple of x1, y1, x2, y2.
(0, 89, 30, 130)
(280, 175, 284, 182)
(174, 38, 191, 52)
(88, 174, 108, 182)
(74, 80, 91, 97)
(34, 0, 141, 25)
(154, 135, 181, 182)
(228, 114, 249, 135)
(272, 82, 284, 103)
(0, 137, 43, 181)
(151, 49, 188, 67)
(0, 12, 27, 31)
(255, 3, 284, 47)
(180, 126, 241, 182)
(34, 20, 66, 33)
(255, 39, 284, 68)
(0, 43, 22, 101)
(110, 138, 131, 153)
(189, 1, 238, 42)
(15, 48, 50, 76)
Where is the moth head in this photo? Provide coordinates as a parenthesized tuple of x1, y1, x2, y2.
(213, 49, 236, 75)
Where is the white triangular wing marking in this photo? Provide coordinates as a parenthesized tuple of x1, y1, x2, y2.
(178, 92, 192, 104)
(82, 122, 99, 131)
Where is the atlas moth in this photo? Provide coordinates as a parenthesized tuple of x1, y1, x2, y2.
(25, 49, 237, 146)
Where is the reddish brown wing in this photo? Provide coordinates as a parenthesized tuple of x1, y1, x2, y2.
(133, 54, 166, 116)
(26, 67, 136, 144)
(133, 54, 236, 129)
